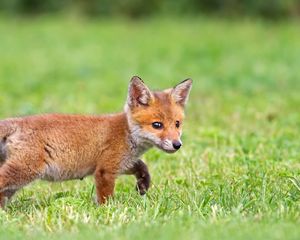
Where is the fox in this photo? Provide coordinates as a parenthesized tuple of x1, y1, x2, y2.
(0, 76, 192, 208)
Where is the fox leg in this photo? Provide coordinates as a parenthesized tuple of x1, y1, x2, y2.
(126, 159, 151, 195)
(0, 189, 16, 208)
(94, 167, 117, 204)
(0, 156, 45, 208)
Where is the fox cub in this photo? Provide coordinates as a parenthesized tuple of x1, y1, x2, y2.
(0, 76, 192, 207)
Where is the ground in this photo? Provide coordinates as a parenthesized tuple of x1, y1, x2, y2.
(0, 16, 299, 240)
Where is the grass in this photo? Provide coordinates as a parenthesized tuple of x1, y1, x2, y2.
(0, 16, 299, 239)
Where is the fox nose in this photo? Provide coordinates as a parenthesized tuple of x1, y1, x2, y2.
(172, 140, 182, 150)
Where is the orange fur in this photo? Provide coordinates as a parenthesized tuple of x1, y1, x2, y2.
(0, 76, 192, 207)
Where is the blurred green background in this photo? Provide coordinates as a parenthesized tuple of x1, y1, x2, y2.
(0, 0, 300, 18)
(0, 1, 300, 240)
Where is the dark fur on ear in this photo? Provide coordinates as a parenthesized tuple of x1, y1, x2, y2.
(127, 76, 153, 108)
(171, 78, 193, 107)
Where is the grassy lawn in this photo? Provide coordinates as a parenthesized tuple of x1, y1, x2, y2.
(0, 16, 299, 239)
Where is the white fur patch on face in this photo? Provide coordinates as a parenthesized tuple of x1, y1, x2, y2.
(161, 139, 174, 151)
(126, 112, 156, 155)
(130, 123, 161, 149)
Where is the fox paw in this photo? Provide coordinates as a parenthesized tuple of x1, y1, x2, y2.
(136, 173, 150, 195)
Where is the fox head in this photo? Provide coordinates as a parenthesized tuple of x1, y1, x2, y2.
(125, 76, 192, 154)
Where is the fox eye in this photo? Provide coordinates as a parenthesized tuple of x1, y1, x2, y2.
(152, 122, 163, 129)
(175, 121, 180, 128)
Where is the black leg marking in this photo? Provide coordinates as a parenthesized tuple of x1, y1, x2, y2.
(133, 160, 151, 195)
(0, 136, 7, 163)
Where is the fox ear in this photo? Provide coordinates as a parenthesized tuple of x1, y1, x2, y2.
(171, 78, 193, 107)
(127, 76, 153, 108)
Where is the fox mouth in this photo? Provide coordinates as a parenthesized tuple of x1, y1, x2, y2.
(140, 133, 180, 154)
(162, 148, 178, 154)
(157, 141, 179, 154)
(155, 144, 178, 153)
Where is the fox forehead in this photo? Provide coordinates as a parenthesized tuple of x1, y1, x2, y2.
(131, 91, 184, 125)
